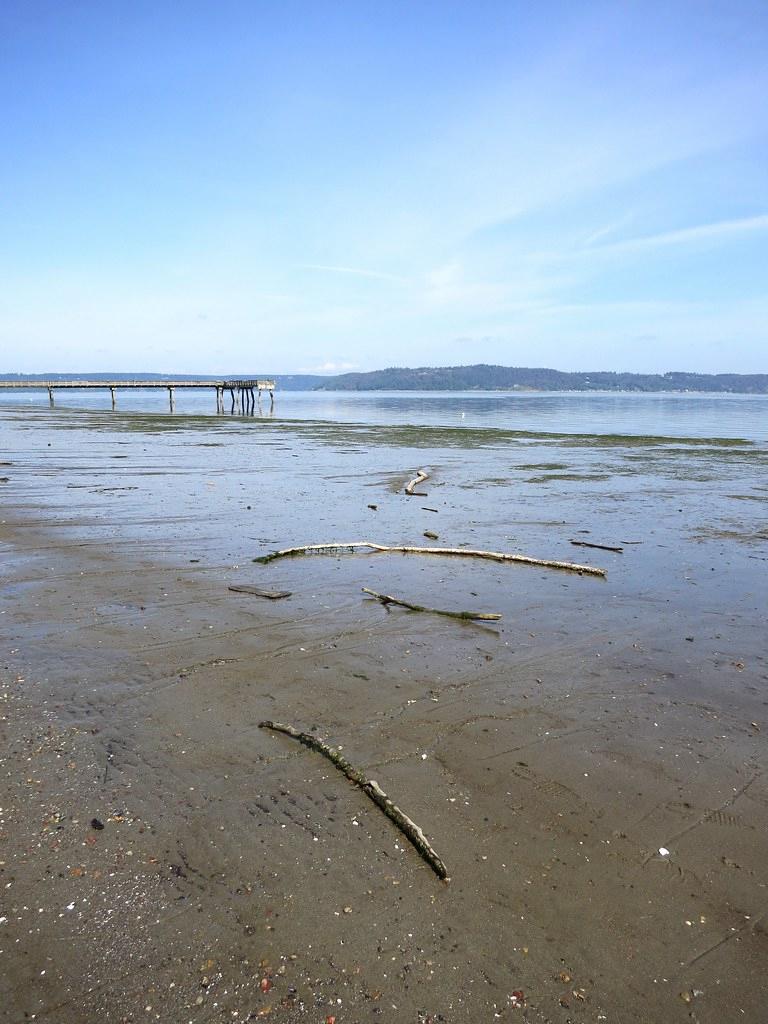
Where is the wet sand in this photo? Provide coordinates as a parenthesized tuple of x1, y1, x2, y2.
(1, 409, 767, 1023)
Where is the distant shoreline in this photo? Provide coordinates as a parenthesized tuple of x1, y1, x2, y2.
(3, 363, 767, 394)
(308, 386, 767, 396)
(4, 384, 768, 397)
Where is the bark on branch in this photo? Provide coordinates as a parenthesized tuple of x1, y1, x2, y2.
(362, 586, 501, 621)
(259, 720, 449, 880)
(253, 540, 606, 577)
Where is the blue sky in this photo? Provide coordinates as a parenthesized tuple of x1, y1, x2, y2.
(1, 0, 766, 374)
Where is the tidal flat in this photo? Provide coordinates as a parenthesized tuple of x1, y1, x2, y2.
(1, 403, 766, 1023)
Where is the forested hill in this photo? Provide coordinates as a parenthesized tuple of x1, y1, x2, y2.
(4, 367, 767, 393)
(314, 365, 768, 393)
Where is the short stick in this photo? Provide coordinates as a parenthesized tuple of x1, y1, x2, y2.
(362, 586, 501, 621)
(569, 540, 623, 553)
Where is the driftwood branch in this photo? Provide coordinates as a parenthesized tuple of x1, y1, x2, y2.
(229, 585, 292, 599)
(254, 540, 606, 577)
(362, 587, 501, 621)
(405, 470, 429, 495)
(569, 540, 623, 553)
(259, 720, 449, 880)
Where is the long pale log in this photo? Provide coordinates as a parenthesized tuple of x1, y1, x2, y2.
(253, 540, 606, 577)
(259, 720, 449, 880)
(405, 470, 429, 495)
(362, 586, 501, 621)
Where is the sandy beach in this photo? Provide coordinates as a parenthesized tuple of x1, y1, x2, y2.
(1, 405, 767, 1023)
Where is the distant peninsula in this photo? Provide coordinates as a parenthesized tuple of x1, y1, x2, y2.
(2, 366, 767, 394)
(312, 364, 768, 394)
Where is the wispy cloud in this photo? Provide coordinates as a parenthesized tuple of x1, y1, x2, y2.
(297, 360, 359, 374)
(592, 213, 768, 254)
(582, 214, 635, 247)
(421, 262, 526, 313)
(299, 264, 407, 283)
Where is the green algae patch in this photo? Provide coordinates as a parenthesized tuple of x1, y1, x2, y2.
(526, 473, 612, 483)
(691, 525, 768, 543)
(22, 405, 765, 460)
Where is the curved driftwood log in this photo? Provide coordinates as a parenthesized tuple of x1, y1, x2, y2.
(253, 540, 606, 577)
(259, 720, 449, 880)
(405, 470, 429, 495)
(362, 586, 501, 621)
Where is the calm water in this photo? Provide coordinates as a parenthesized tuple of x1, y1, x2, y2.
(1, 388, 766, 441)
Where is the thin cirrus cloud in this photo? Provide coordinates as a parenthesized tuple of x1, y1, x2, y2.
(297, 361, 359, 374)
(581, 215, 636, 248)
(585, 213, 768, 255)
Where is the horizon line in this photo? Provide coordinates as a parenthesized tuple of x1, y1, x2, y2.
(1, 365, 766, 379)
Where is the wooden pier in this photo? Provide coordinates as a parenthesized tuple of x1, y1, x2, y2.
(0, 379, 276, 413)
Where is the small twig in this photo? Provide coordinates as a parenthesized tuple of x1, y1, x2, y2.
(253, 540, 606, 577)
(228, 585, 292, 599)
(362, 586, 501, 621)
(421, 507, 439, 513)
(682, 911, 767, 972)
(259, 721, 449, 880)
(573, 536, 626, 552)
(569, 540, 624, 553)
(405, 470, 429, 495)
